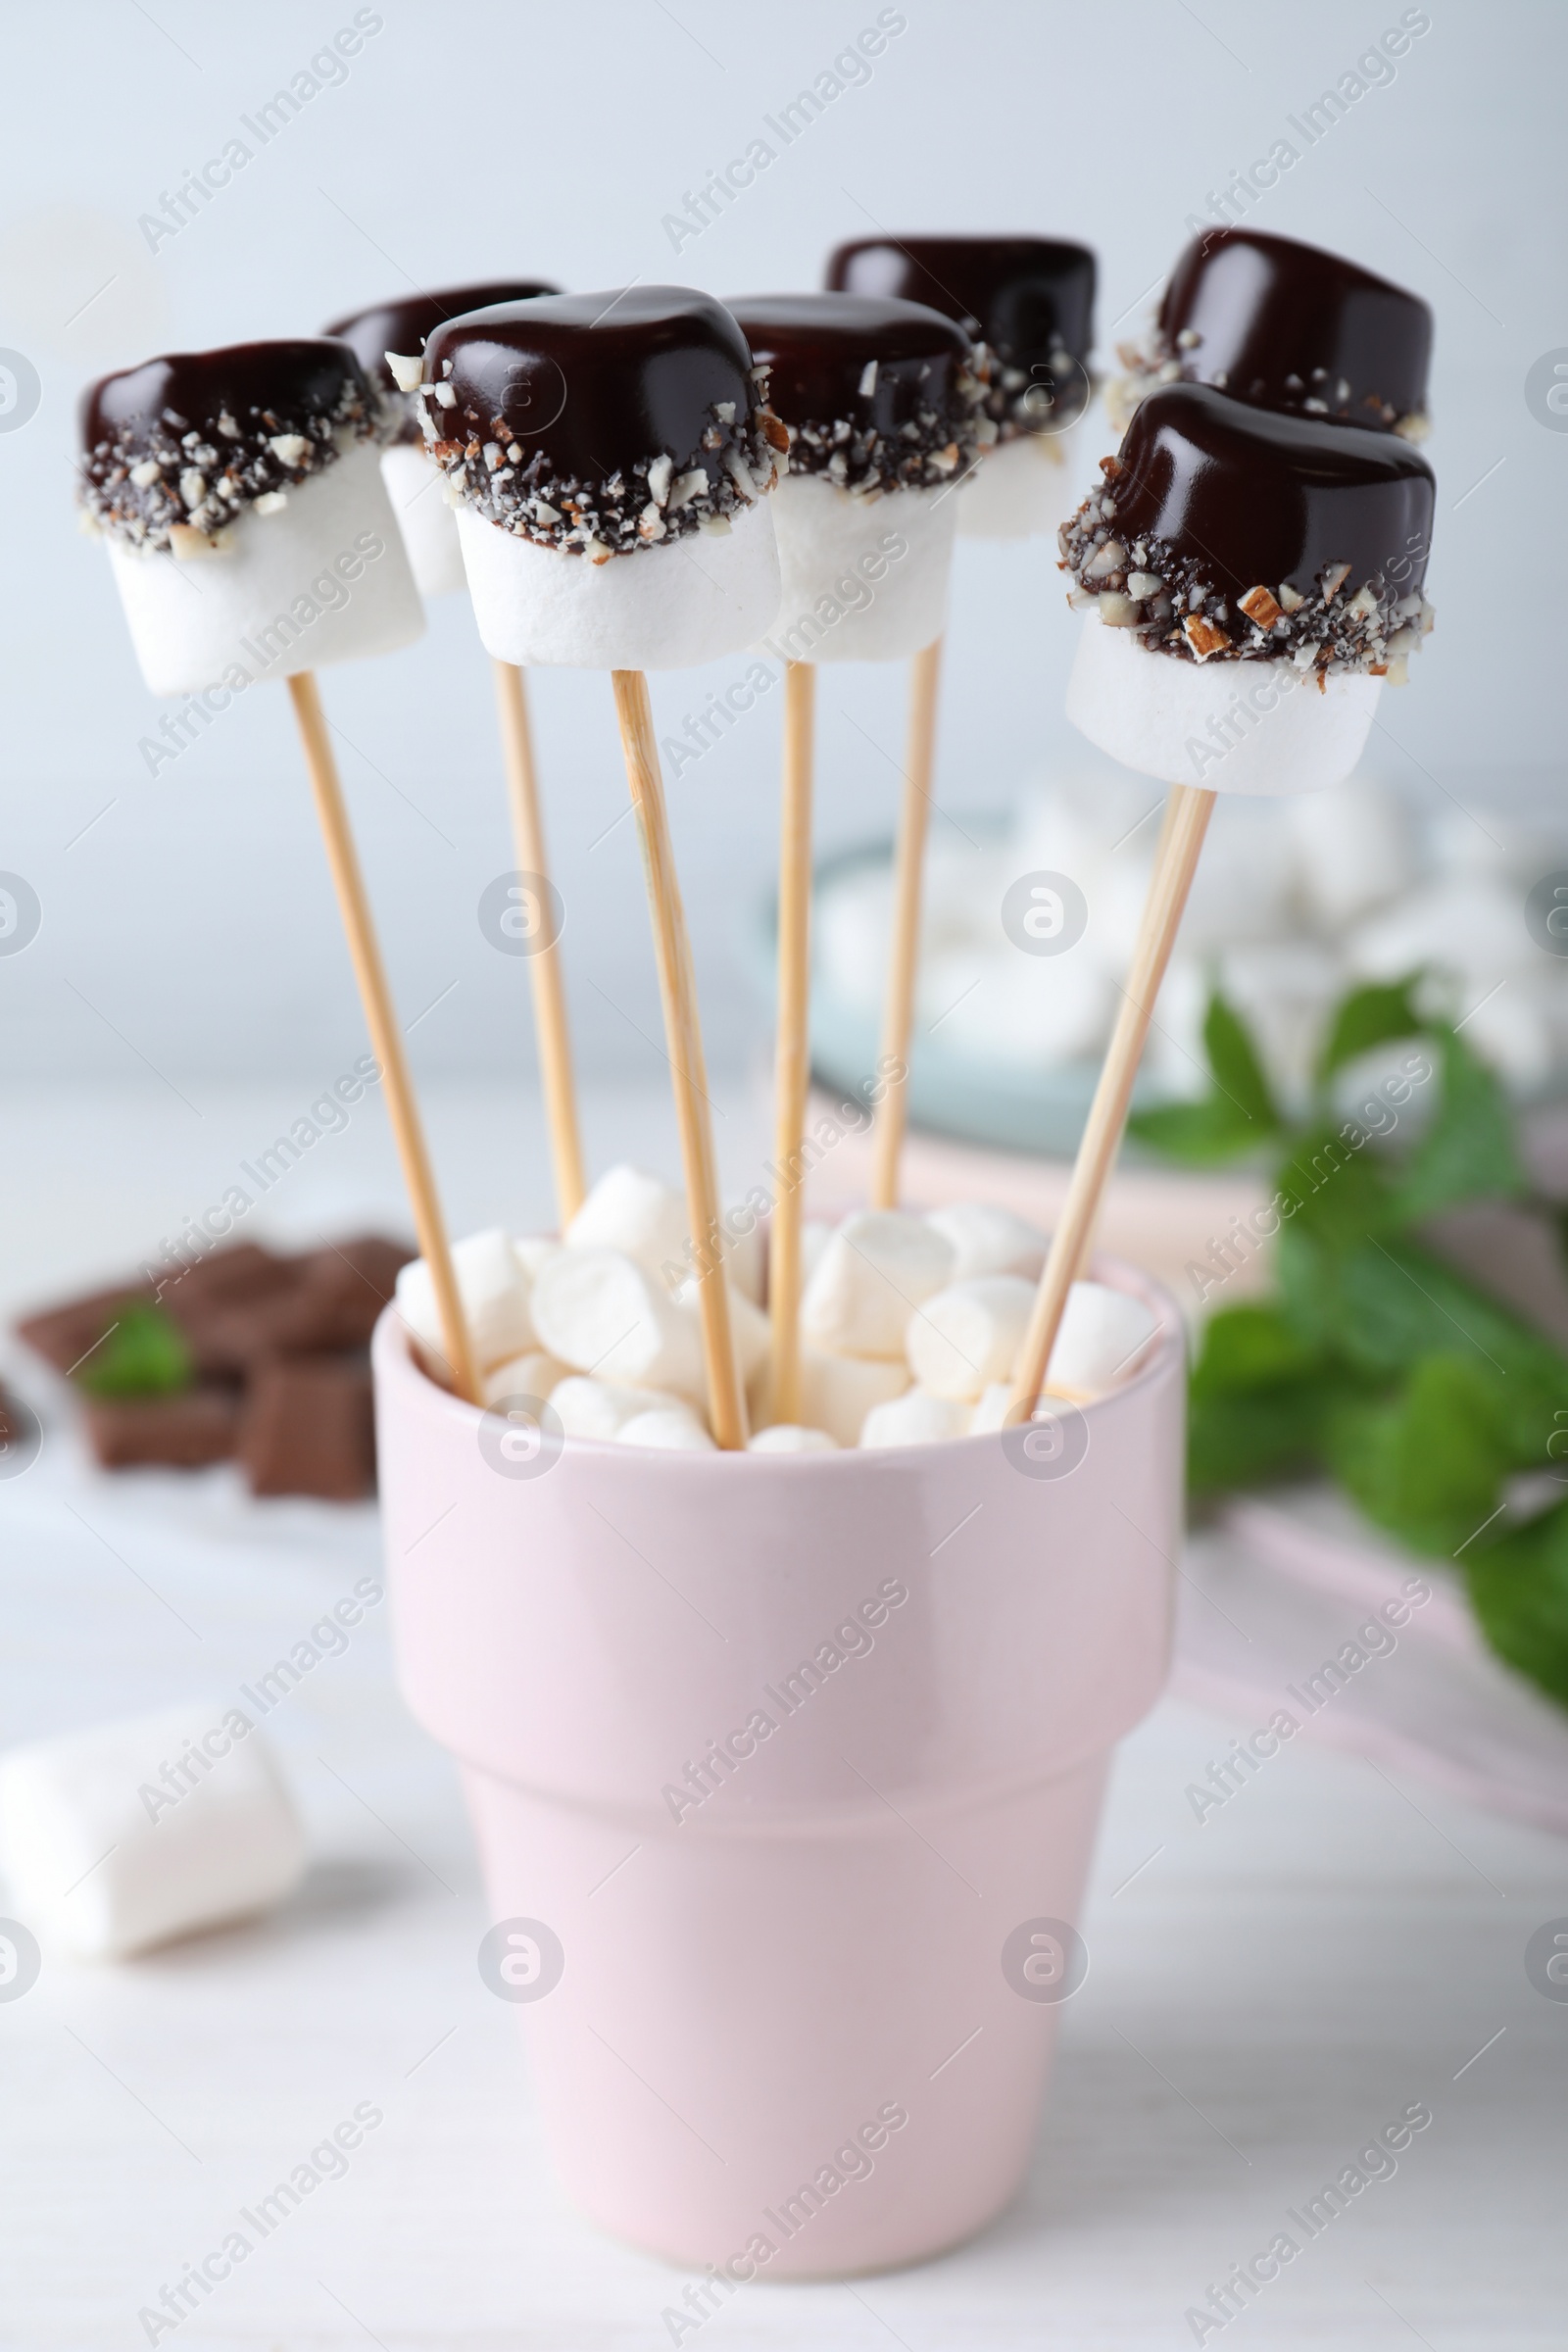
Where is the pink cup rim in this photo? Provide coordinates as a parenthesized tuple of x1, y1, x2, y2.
(373, 1252, 1184, 1467)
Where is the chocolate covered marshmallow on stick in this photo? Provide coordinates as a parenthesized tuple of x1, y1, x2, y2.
(327, 280, 589, 1226)
(827, 234, 1098, 537)
(1008, 233, 1435, 1426)
(724, 292, 984, 1416)
(415, 288, 784, 1447)
(79, 339, 481, 1402)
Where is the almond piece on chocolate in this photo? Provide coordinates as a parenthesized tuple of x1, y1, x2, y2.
(1182, 613, 1231, 660)
(1239, 584, 1284, 630)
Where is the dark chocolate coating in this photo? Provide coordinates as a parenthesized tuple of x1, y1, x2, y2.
(422, 286, 759, 485)
(826, 235, 1095, 363)
(1157, 228, 1431, 428)
(323, 280, 560, 399)
(82, 338, 369, 455)
(1112, 382, 1434, 600)
(724, 292, 972, 430)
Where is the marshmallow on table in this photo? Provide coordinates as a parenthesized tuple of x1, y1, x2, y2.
(417, 288, 784, 670)
(824, 235, 1097, 545)
(1046, 1283, 1159, 1395)
(906, 1275, 1036, 1401)
(748, 1424, 839, 1453)
(80, 340, 424, 696)
(530, 1248, 706, 1405)
(323, 279, 559, 602)
(924, 1201, 1047, 1284)
(800, 1210, 956, 1361)
(0, 1704, 304, 1960)
(1286, 777, 1416, 927)
(1059, 383, 1435, 796)
(859, 1389, 970, 1448)
(725, 293, 985, 662)
(553, 1376, 693, 1441)
(396, 1227, 533, 1376)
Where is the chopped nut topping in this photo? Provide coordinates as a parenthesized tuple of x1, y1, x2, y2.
(1239, 585, 1284, 629)
(1182, 613, 1231, 660)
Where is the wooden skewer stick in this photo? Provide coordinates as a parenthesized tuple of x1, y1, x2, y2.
(870, 634, 944, 1211)
(611, 670, 747, 1450)
(1007, 782, 1216, 1423)
(769, 661, 816, 1425)
(286, 672, 481, 1407)
(491, 658, 587, 1227)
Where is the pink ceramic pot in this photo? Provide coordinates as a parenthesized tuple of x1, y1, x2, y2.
(373, 1258, 1183, 2276)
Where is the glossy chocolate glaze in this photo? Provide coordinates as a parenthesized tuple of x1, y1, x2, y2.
(1156, 228, 1431, 429)
(1113, 382, 1433, 595)
(826, 234, 1095, 433)
(418, 288, 780, 555)
(726, 292, 980, 490)
(1059, 384, 1435, 671)
(324, 280, 559, 414)
(80, 339, 377, 549)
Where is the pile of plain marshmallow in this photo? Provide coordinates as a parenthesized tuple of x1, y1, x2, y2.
(817, 772, 1568, 1107)
(394, 1164, 1159, 1448)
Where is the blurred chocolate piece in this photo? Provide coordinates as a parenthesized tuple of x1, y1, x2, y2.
(85, 1388, 239, 1470)
(725, 292, 980, 491)
(18, 1282, 156, 1377)
(324, 281, 560, 435)
(1116, 228, 1431, 438)
(239, 1356, 375, 1501)
(180, 1235, 413, 1369)
(826, 234, 1096, 434)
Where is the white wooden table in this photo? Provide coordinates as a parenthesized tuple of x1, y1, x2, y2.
(1, 1084, 1563, 2349)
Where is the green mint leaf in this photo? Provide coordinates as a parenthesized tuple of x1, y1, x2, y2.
(1202, 992, 1281, 1137)
(1323, 1354, 1513, 1558)
(76, 1300, 194, 1399)
(1274, 1123, 1402, 1249)
(1126, 1095, 1262, 1165)
(1191, 1301, 1323, 1397)
(1189, 1372, 1339, 1495)
(1390, 1025, 1524, 1221)
(1315, 973, 1425, 1085)
(1462, 1496, 1568, 1710)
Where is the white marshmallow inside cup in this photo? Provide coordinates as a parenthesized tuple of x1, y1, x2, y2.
(760, 473, 955, 664)
(0, 1704, 304, 1960)
(1066, 614, 1381, 795)
(457, 496, 780, 670)
(957, 427, 1079, 540)
(859, 1389, 969, 1448)
(380, 440, 466, 600)
(396, 1228, 534, 1376)
(800, 1211, 956, 1361)
(105, 441, 425, 697)
(565, 1164, 689, 1281)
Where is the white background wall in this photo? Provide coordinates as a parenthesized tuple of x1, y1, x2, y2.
(2, 0, 1564, 1092)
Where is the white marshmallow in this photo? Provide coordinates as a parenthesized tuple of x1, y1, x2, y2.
(801, 1219, 835, 1286)
(725, 1217, 767, 1307)
(105, 441, 424, 698)
(482, 1348, 569, 1409)
(800, 1211, 956, 1361)
(616, 1407, 716, 1451)
(395, 1227, 534, 1375)
(918, 943, 1111, 1066)
(529, 1248, 706, 1403)
(457, 495, 780, 671)
(552, 1376, 692, 1441)
(859, 1389, 970, 1448)
(748, 1424, 839, 1453)
(957, 426, 1080, 540)
(969, 1382, 1079, 1434)
(565, 1164, 689, 1282)
(1047, 1282, 1159, 1394)
(760, 473, 955, 664)
(754, 1347, 907, 1449)
(676, 1276, 769, 1386)
(924, 1201, 1047, 1283)
(380, 439, 467, 600)
(1066, 614, 1381, 796)
(513, 1235, 557, 1282)
(0, 1704, 304, 1960)
(1287, 776, 1415, 927)
(906, 1275, 1037, 1401)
